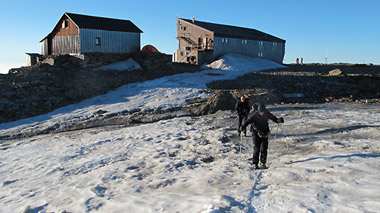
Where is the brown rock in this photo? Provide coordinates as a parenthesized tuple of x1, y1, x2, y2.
(328, 68, 343, 76)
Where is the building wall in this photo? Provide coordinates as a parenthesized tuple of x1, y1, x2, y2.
(197, 51, 214, 65)
(213, 36, 285, 64)
(41, 39, 49, 56)
(55, 16, 79, 36)
(41, 15, 80, 55)
(175, 19, 285, 64)
(52, 35, 80, 54)
(175, 19, 214, 64)
(80, 29, 140, 54)
(41, 14, 141, 55)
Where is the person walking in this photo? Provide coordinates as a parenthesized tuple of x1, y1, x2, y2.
(240, 103, 284, 169)
(235, 95, 250, 136)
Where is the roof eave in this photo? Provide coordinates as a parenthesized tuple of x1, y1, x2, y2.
(40, 12, 79, 42)
(178, 18, 214, 36)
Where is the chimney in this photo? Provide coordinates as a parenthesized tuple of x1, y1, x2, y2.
(192, 17, 195, 23)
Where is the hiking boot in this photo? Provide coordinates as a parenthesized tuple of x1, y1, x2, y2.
(253, 163, 259, 170)
(260, 163, 267, 169)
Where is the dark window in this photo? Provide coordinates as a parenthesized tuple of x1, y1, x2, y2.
(95, 37, 101, 46)
(62, 19, 69, 28)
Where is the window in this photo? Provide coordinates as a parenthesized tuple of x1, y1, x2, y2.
(95, 37, 101, 46)
(258, 52, 263, 57)
(273, 42, 277, 47)
(242, 40, 247, 45)
(225, 38, 229, 44)
(183, 26, 187, 31)
(222, 38, 225, 43)
(62, 19, 68, 28)
(259, 41, 264, 46)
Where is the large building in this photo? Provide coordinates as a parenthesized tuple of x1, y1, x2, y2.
(174, 18, 285, 65)
(40, 12, 143, 55)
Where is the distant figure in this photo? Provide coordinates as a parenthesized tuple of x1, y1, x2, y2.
(296, 58, 299, 64)
(301, 57, 303, 64)
(235, 96, 250, 136)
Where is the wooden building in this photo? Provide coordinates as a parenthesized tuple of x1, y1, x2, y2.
(40, 12, 143, 55)
(174, 18, 286, 65)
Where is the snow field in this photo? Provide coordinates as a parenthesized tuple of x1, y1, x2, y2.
(1, 112, 258, 212)
(1, 54, 380, 212)
(254, 104, 380, 212)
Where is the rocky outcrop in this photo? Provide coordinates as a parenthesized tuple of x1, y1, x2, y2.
(207, 64, 380, 104)
(0, 53, 201, 124)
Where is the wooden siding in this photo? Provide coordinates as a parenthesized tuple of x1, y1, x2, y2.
(41, 39, 48, 56)
(79, 29, 140, 54)
(52, 35, 80, 54)
(176, 19, 214, 64)
(54, 16, 79, 36)
(40, 13, 141, 55)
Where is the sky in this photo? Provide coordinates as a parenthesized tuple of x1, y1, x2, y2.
(0, 0, 379, 73)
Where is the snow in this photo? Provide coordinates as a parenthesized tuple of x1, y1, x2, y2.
(0, 54, 284, 134)
(205, 54, 280, 71)
(93, 58, 142, 71)
(1, 54, 380, 212)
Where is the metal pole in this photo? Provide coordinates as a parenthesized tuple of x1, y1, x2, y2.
(280, 124, 290, 155)
(230, 117, 238, 127)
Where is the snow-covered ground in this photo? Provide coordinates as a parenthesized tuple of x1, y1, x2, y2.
(1, 54, 380, 212)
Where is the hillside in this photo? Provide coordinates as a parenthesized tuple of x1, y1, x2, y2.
(0, 53, 201, 124)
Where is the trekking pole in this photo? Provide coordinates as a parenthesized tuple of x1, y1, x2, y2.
(280, 124, 290, 155)
(240, 133, 243, 154)
(230, 117, 238, 127)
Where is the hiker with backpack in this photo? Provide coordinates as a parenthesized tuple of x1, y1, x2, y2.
(235, 95, 250, 136)
(240, 103, 284, 169)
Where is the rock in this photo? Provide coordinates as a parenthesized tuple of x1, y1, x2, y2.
(189, 91, 235, 115)
(329, 68, 343, 76)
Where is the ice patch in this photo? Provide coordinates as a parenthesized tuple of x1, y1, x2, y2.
(93, 58, 142, 71)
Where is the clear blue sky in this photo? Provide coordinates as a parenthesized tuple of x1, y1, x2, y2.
(1, 0, 379, 73)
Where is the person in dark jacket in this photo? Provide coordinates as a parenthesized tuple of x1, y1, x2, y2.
(235, 96, 250, 136)
(241, 103, 284, 169)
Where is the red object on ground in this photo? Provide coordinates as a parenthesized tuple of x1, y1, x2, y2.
(141, 45, 159, 53)
(205, 73, 223, 76)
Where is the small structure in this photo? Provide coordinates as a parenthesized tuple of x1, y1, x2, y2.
(25, 53, 42, 66)
(40, 12, 143, 55)
(174, 18, 285, 65)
